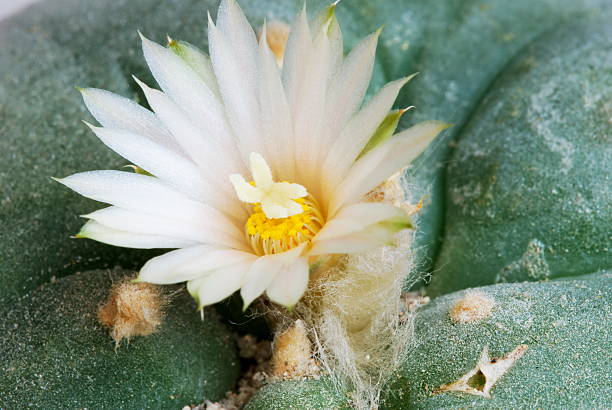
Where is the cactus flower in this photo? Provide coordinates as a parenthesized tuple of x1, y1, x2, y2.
(56, 0, 447, 309)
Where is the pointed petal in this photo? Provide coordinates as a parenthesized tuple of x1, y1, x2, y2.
(216, 0, 259, 65)
(313, 4, 343, 81)
(56, 171, 242, 239)
(86, 124, 209, 203)
(134, 76, 246, 170)
(230, 174, 263, 203)
(77, 220, 195, 249)
(282, 7, 311, 109)
(140, 34, 235, 151)
(139, 245, 255, 284)
(187, 258, 254, 308)
(258, 26, 296, 181)
(314, 202, 408, 241)
(321, 75, 416, 203)
(266, 257, 309, 308)
(329, 121, 449, 215)
(208, 14, 263, 159)
(80, 88, 181, 153)
(309, 203, 411, 255)
(84, 206, 246, 249)
(168, 39, 221, 98)
(309, 227, 395, 255)
(323, 29, 380, 146)
(358, 107, 411, 158)
(291, 28, 331, 192)
(240, 244, 306, 309)
(135, 77, 247, 219)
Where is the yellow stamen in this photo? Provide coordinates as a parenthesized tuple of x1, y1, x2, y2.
(246, 195, 324, 255)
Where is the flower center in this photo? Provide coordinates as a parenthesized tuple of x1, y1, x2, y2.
(246, 194, 324, 255)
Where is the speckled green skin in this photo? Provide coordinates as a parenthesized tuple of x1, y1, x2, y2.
(427, 21, 612, 296)
(246, 378, 351, 410)
(0, 269, 239, 409)
(381, 272, 611, 409)
(385, 0, 611, 282)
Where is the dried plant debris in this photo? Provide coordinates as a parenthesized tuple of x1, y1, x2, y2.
(98, 278, 166, 346)
(449, 291, 495, 323)
(401, 292, 431, 313)
(271, 320, 321, 380)
(435, 344, 528, 398)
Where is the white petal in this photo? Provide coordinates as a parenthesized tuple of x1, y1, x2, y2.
(314, 202, 406, 241)
(139, 245, 255, 284)
(315, 7, 343, 82)
(169, 40, 221, 98)
(208, 14, 263, 160)
(321, 76, 415, 203)
(291, 28, 331, 193)
(187, 258, 254, 308)
(257, 26, 296, 181)
(329, 121, 449, 216)
(250, 152, 273, 189)
(79, 88, 183, 153)
(83, 206, 246, 249)
(134, 76, 245, 173)
(134, 78, 247, 220)
(322, 30, 380, 147)
(265, 257, 309, 308)
(309, 228, 392, 255)
(186, 267, 242, 308)
(86, 124, 208, 202)
(216, 0, 259, 65)
(229, 174, 263, 203)
(77, 220, 195, 249)
(282, 7, 311, 108)
(240, 243, 306, 309)
(56, 171, 243, 239)
(140, 33, 235, 153)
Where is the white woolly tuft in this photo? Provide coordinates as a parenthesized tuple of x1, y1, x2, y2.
(304, 230, 416, 408)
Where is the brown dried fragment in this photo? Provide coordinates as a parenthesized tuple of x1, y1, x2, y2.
(449, 291, 495, 323)
(435, 344, 528, 398)
(98, 279, 166, 346)
(271, 319, 320, 379)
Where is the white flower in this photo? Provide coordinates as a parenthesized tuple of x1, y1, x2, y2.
(56, 0, 448, 310)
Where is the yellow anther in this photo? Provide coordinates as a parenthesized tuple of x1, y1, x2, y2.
(245, 195, 324, 255)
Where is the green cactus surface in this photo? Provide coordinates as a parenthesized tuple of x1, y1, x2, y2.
(246, 378, 350, 410)
(0, 269, 239, 409)
(427, 21, 612, 296)
(382, 272, 611, 408)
